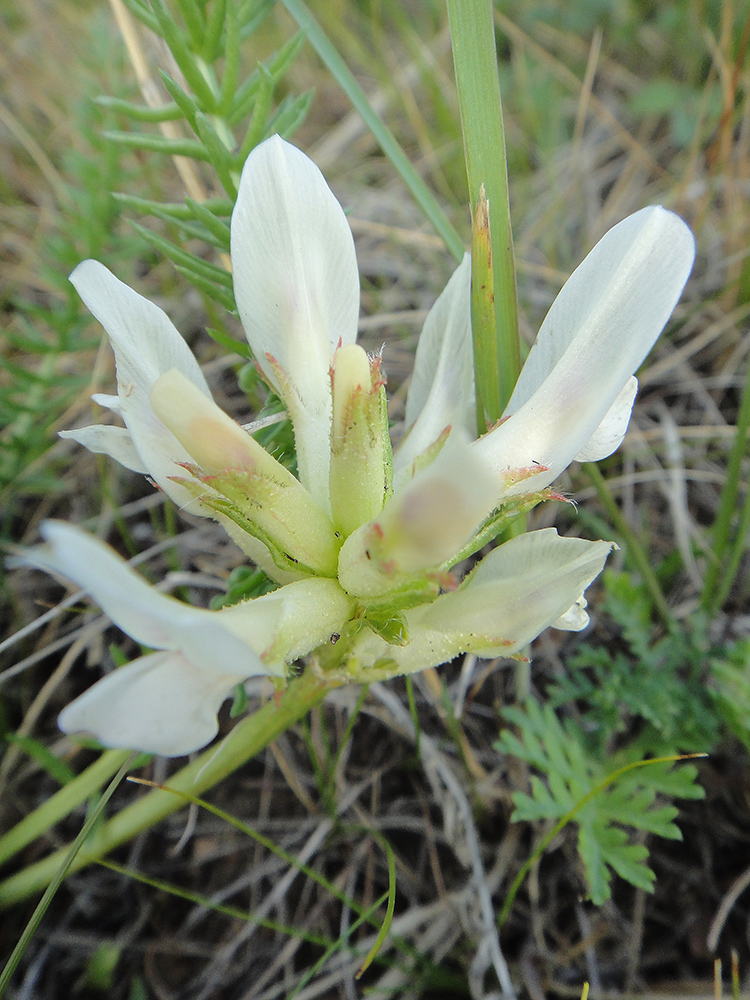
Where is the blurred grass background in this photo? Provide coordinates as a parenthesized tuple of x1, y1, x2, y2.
(2, 0, 750, 997)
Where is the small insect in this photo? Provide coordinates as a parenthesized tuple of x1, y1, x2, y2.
(330, 633, 341, 645)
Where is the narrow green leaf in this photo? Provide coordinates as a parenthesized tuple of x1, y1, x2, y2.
(280, 0, 465, 261)
(470, 185, 499, 433)
(239, 0, 275, 40)
(95, 95, 182, 122)
(227, 67, 261, 126)
(174, 266, 236, 312)
(149, 0, 217, 110)
(237, 65, 274, 163)
(218, 0, 240, 116)
(113, 194, 216, 246)
(159, 70, 201, 130)
(0, 755, 135, 994)
(120, 0, 159, 33)
(184, 197, 231, 249)
(6, 735, 76, 786)
(206, 325, 250, 357)
(112, 192, 232, 221)
(128, 220, 233, 289)
(103, 130, 210, 160)
(99, 859, 330, 945)
(173, 0, 206, 50)
(204, 0, 227, 62)
(447, 0, 520, 414)
(267, 91, 314, 141)
(193, 112, 238, 198)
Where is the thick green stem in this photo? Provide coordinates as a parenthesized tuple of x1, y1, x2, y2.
(0, 670, 328, 907)
(0, 749, 132, 868)
(447, 0, 520, 427)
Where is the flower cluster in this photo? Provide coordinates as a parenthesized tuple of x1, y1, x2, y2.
(24, 136, 695, 756)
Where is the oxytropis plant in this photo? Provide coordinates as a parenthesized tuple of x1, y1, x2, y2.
(21, 135, 695, 758)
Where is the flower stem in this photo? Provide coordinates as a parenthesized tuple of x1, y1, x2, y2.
(447, 0, 520, 426)
(0, 755, 136, 993)
(0, 669, 328, 907)
(0, 749, 133, 868)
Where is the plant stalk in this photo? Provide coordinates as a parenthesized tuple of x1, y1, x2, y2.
(447, 0, 520, 426)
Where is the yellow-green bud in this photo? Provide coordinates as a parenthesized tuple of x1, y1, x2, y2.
(151, 369, 341, 577)
(329, 344, 393, 537)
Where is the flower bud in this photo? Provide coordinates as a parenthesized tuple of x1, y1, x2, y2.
(151, 369, 341, 577)
(329, 344, 393, 537)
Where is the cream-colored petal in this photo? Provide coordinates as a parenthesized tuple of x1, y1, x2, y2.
(69, 260, 212, 508)
(474, 207, 695, 494)
(59, 425, 148, 474)
(575, 376, 638, 463)
(25, 522, 274, 682)
(345, 530, 612, 675)
(58, 650, 244, 756)
(231, 136, 360, 509)
(396, 255, 475, 478)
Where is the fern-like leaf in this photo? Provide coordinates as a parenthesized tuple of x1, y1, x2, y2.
(496, 699, 703, 904)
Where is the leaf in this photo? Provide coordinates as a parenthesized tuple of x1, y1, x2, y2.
(496, 699, 703, 904)
(6, 735, 76, 786)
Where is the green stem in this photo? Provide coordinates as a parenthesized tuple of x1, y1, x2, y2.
(0, 755, 135, 996)
(0, 749, 133, 868)
(447, 0, 520, 425)
(280, 0, 465, 262)
(0, 669, 327, 907)
(701, 354, 750, 614)
(583, 461, 671, 625)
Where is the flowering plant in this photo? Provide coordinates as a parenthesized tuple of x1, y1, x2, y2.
(24, 136, 695, 757)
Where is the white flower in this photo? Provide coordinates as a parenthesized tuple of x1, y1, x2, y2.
(23, 522, 353, 755)
(38, 136, 696, 755)
(472, 206, 696, 496)
(338, 203, 696, 592)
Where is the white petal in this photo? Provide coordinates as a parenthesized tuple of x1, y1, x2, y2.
(58, 650, 244, 756)
(231, 136, 360, 509)
(70, 260, 211, 507)
(59, 425, 148, 474)
(91, 393, 122, 412)
(396, 254, 475, 478)
(552, 595, 589, 631)
(418, 529, 612, 654)
(26, 522, 273, 681)
(474, 206, 695, 493)
(575, 376, 638, 463)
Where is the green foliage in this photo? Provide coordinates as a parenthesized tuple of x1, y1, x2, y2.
(710, 639, 750, 753)
(496, 699, 704, 905)
(210, 564, 278, 609)
(5, 735, 76, 786)
(496, 567, 750, 907)
(0, 15, 139, 529)
(106, 0, 312, 308)
(549, 570, 721, 756)
(82, 941, 122, 992)
(627, 79, 724, 148)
